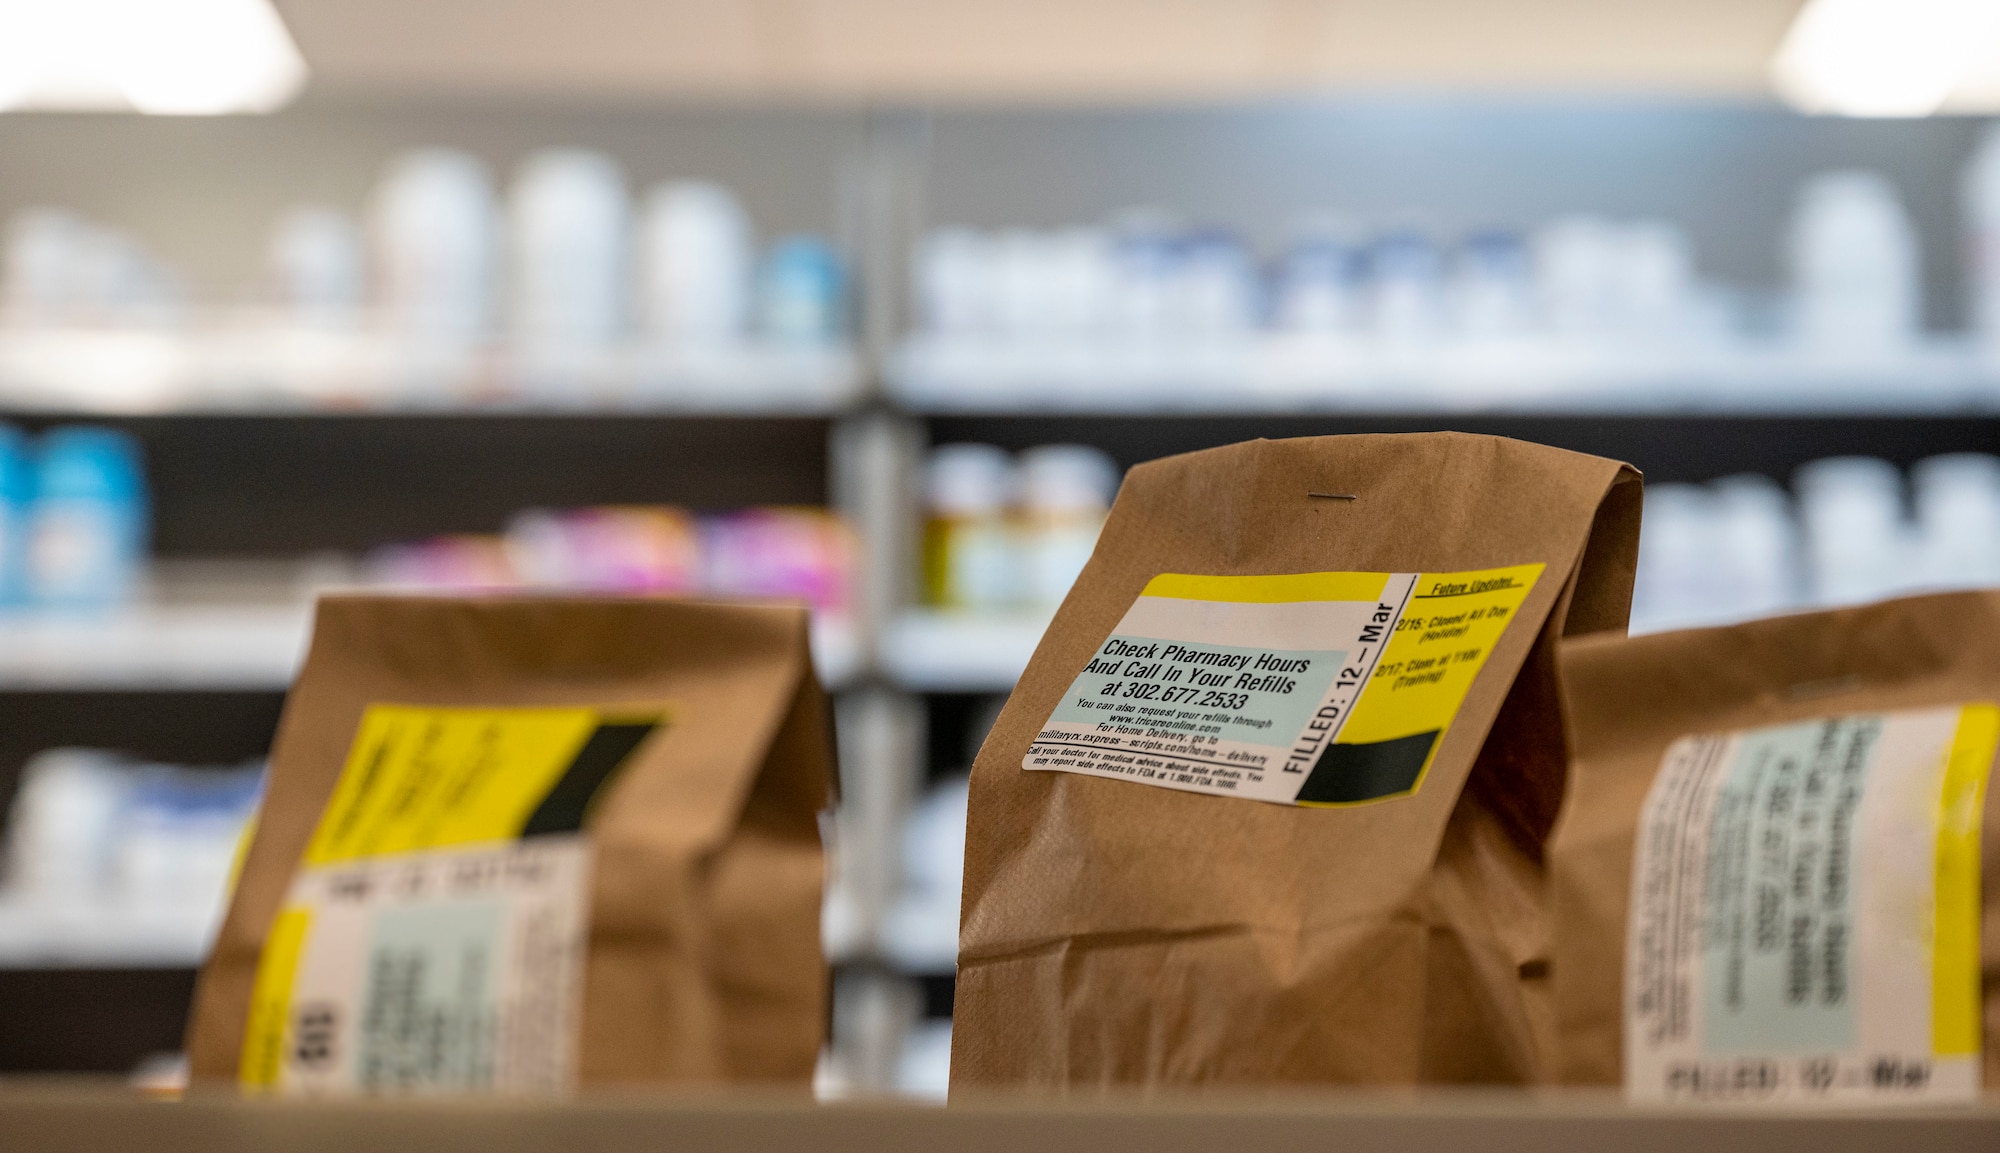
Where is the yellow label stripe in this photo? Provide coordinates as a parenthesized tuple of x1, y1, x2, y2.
(239, 907, 312, 1090)
(1141, 571, 1390, 604)
(1323, 563, 1545, 804)
(1934, 703, 1997, 1057)
(303, 705, 607, 866)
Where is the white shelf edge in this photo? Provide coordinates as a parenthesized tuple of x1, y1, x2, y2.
(887, 335, 2000, 417)
(880, 610, 1051, 693)
(0, 330, 866, 418)
(0, 606, 866, 691)
(0, 901, 219, 969)
(0, 607, 310, 690)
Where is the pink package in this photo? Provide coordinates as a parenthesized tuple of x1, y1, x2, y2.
(701, 507, 854, 615)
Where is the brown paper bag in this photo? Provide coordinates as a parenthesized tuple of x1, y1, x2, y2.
(953, 433, 1642, 1089)
(1551, 592, 2000, 1103)
(184, 595, 834, 1093)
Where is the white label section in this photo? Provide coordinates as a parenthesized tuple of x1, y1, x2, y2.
(1024, 576, 1415, 805)
(1624, 708, 1977, 1105)
(276, 836, 590, 1096)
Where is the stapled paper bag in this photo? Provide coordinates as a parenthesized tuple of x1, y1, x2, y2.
(1551, 592, 2000, 1104)
(185, 595, 834, 1094)
(954, 433, 1641, 1088)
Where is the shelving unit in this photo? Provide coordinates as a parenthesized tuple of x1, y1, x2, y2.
(891, 334, 2000, 414)
(5, 99, 2000, 1108)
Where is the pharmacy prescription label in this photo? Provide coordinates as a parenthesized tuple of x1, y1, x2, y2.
(240, 704, 661, 1095)
(1624, 704, 1996, 1106)
(1025, 565, 1542, 806)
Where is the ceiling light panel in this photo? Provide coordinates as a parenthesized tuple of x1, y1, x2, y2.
(0, 0, 307, 115)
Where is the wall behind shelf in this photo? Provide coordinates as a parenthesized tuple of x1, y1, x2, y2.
(2, 98, 1992, 333)
(920, 101, 1990, 332)
(0, 100, 867, 304)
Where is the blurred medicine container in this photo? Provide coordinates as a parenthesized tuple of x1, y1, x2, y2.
(922, 443, 1119, 613)
(1015, 445, 1119, 610)
(757, 236, 847, 346)
(923, 444, 1017, 611)
(25, 425, 148, 610)
(0, 423, 31, 606)
(3, 749, 262, 915)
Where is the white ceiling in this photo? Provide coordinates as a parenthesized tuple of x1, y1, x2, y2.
(273, 0, 1810, 103)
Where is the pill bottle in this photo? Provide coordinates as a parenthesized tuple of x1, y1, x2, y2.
(1015, 444, 1119, 611)
(922, 443, 1016, 611)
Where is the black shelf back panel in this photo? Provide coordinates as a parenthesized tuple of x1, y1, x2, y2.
(0, 969, 198, 1073)
(1, 415, 832, 556)
(924, 414, 2000, 486)
(0, 689, 286, 811)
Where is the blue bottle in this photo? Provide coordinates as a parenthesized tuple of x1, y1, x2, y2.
(756, 236, 848, 346)
(0, 424, 30, 608)
(27, 426, 149, 610)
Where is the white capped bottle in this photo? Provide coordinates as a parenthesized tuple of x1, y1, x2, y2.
(1962, 121, 2000, 354)
(1710, 473, 1805, 620)
(922, 443, 1017, 611)
(269, 205, 363, 330)
(1787, 171, 1920, 354)
(1016, 444, 1119, 609)
(1609, 219, 1695, 340)
(4, 750, 130, 903)
(1535, 215, 1618, 338)
(914, 228, 995, 338)
(369, 149, 498, 342)
(1912, 452, 2000, 590)
(1273, 216, 1366, 336)
(1630, 483, 1722, 633)
(1795, 455, 1912, 605)
(4, 209, 89, 327)
(1369, 226, 1446, 344)
(1043, 228, 1115, 338)
(510, 149, 631, 349)
(638, 181, 753, 345)
(1450, 228, 1535, 340)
